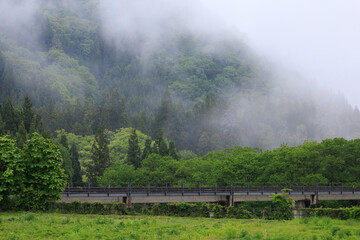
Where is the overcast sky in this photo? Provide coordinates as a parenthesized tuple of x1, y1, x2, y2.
(200, 0, 360, 108)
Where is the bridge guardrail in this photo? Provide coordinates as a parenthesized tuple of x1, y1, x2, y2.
(63, 182, 360, 197)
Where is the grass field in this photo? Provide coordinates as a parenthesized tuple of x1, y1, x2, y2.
(0, 212, 360, 239)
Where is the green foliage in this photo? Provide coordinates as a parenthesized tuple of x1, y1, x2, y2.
(2, 212, 360, 239)
(127, 128, 142, 169)
(111, 202, 127, 215)
(306, 207, 360, 220)
(16, 121, 27, 148)
(0, 137, 20, 207)
(58, 144, 72, 181)
(22, 94, 34, 133)
(70, 143, 82, 183)
(0, 113, 4, 135)
(268, 189, 295, 220)
(2, 98, 18, 134)
(20, 133, 67, 210)
(87, 126, 110, 183)
(211, 204, 225, 218)
(98, 163, 136, 184)
(226, 206, 252, 219)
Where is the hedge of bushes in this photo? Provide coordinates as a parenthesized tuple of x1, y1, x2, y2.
(21, 201, 360, 220)
(49, 201, 253, 219)
(304, 207, 360, 220)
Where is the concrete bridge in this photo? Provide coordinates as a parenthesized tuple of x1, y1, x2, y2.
(61, 183, 360, 208)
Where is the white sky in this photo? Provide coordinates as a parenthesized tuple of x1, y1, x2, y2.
(200, 0, 360, 108)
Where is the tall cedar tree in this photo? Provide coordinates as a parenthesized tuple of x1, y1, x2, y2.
(141, 138, 152, 160)
(153, 129, 170, 156)
(168, 140, 179, 160)
(127, 128, 142, 169)
(3, 98, 18, 134)
(16, 121, 27, 149)
(59, 131, 68, 149)
(70, 143, 82, 184)
(87, 126, 110, 183)
(0, 113, 4, 135)
(22, 94, 34, 133)
(109, 89, 129, 130)
(153, 86, 173, 136)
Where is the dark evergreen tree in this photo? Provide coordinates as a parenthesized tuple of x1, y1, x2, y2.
(211, 133, 222, 151)
(59, 131, 68, 149)
(87, 125, 110, 183)
(3, 98, 18, 134)
(119, 97, 129, 128)
(168, 140, 178, 160)
(16, 121, 27, 148)
(84, 95, 96, 134)
(108, 89, 121, 130)
(137, 108, 149, 134)
(70, 143, 82, 184)
(22, 94, 34, 133)
(58, 145, 72, 182)
(159, 138, 168, 156)
(199, 131, 211, 155)
(153, 86, 174, 136)
(0, 112, 4, 135)
(141, 138, 152, 160)
(34, 114, 45, 135)
(127, 128, 142, 169)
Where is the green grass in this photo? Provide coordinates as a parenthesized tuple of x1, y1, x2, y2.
(0, 212, 360, 239)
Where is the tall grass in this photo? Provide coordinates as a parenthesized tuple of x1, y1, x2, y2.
(0, 212, 359, 239)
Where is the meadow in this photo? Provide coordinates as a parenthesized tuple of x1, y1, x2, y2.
(1, 212, 360, 239)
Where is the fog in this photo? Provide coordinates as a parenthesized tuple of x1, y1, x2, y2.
(0, 0, 41, 49)
(201, 0, 360, 108)
(99, 0, 360, 107)
(1, 0, 360, 148)
(98, 0, 360, 148)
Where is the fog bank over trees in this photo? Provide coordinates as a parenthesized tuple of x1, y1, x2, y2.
(0, 0, 359, 151)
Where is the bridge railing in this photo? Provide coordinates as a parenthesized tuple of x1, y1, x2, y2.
(63, 182, 360, 196)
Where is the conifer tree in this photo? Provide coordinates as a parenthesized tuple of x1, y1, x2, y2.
(199, 131, 211, 155)
(159, 138, 168, 156)
(87, 125, 110, 183)
(34, 114, 45, 135)
(168, 140, 178, 160)
(119, 97, 129, 128)
(3, 98, 18, 134)
(22, 94, 34, 133)
(127, 128, 142, 169)
(59, 131, 68, 149)
(16, 121, 27, 149)
(70, 143, 82, 184)
(108, 89, 129, 130)
(153, 86, 173, 135)
(141, 138, 152, 160)
(0, 113, 4, 135)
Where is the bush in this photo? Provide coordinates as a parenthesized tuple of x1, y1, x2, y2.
(226, 206, 252, 219)
(268, 189, 294, 220)
(211, 204, 225, 218)
(111, 202, 127, 215)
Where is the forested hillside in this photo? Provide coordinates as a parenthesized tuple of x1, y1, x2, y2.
(1, 0, 359, 153)
(1, 0, 360, 186)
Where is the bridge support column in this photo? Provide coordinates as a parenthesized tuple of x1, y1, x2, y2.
(293, 200, 307, 218)
(311, 194, 318, 205)
(226, 195, 234, 206)
(123, 197, 132, 208)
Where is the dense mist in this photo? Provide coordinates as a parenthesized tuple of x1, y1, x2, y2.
(1, 0, 360, 151)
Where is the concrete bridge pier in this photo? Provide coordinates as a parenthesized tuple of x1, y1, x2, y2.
(123, 197, 132, 208)
(293, 194, 318, 218)
(226, 195, 234, 207)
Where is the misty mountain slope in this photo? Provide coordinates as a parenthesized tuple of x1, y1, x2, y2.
(1, 0, 360, 152)
(0, 0, 269, 109)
